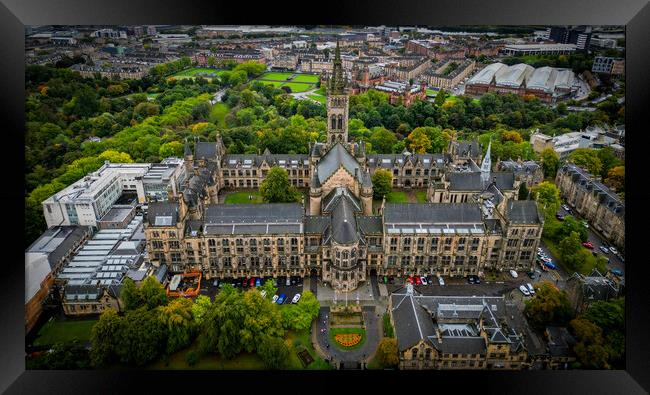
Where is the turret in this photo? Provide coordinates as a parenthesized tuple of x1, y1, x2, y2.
(360, 168, 373, 215)
(309, 165, 323, 215)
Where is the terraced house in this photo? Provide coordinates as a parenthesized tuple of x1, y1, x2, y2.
(142, 42, 544, 291)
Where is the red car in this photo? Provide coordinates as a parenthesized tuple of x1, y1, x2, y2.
(415, 276, 422, 285)
(406, 276, 414, 284)
(249, 278, 256, 287)
(242, 278, 248, 288)
(582, 242, 594, 249)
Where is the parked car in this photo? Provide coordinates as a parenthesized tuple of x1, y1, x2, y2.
(272, 294, 279, 303)
(582, 221, 589, 229)
(545, 261, 557, 270)
(415, 276, 422, 286)
(255, 278, 261, 287)
(213, 279, 219, 287)
(526, 283, 536, 295)
(561, 204, 571, 212)
(273, 278, 278, 287)
(242, 278, 248, 288)
(527, 271, 537, 280)
(611, 269, 624, 277)
(286, 277, 291, 286)
(599, 245, 610, 254)
(519, 285, 531, 296)
(555, 213, 565, 221)
(292, 293, 301, 304)
(471, 275, 481, 284)
(609, 246, 618, 255)
(260, 290, 267, 298)
(277, 294, 287, 304)
(438, 276, 445, 286)
(420, 276, 428, 286)
(582, 241, 594, 249)
(468, 275, 475, 284)
(250, 278, 256, 288)
(510, 270, 518, 278)
(407, 276, 414, 284)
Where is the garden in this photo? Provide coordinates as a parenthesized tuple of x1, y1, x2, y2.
(257, 72, 319, 93)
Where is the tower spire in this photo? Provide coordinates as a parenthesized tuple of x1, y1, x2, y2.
(330, 39, 345, 95)
(480, 140, 492, 184)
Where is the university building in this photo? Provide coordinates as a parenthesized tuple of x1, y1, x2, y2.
(139, 42, 545, 292)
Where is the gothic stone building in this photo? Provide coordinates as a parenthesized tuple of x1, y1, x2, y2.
(143, 42, 543, 291)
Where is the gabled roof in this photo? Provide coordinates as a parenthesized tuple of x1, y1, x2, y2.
(331, 197, 359, 244)
(317, 143, 362, 184)
(448, 171, 515, 192)
(506, 200, 543, 225)
(146, 202, 179, 226)
(384, 203, 483, 224)
(194, 142, 218, 160)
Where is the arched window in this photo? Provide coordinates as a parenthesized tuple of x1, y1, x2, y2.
(208, 239, 216, 247)
(337, 114, 343, 130)
(331, 115, 337, 129)
(412, 348, 419, 359)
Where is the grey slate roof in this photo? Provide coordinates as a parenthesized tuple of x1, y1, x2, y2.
(545, 326, 576, 358)
(357, 216, 384, 234)
(194, 142, 218, 160)
(367, 153, 446, 170)
(331, 197, 359, 244)
(146, 202, 179, 226)
(429, 336, 487, 355)
(222, 154, 309, 168)
(322, 187, 361, 213)
(390, 291, 436, 351)
(204, 203, 302, 224)
(384, 203, 483, 224)
(317, 143, 362, 184)
(455, 140, 482, 158)
(506, 200, 543, 224)
(448, 171, 515, 191)
(304, 216, 331, 234)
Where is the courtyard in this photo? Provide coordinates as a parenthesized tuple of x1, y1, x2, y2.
(257, 72, 319, 93)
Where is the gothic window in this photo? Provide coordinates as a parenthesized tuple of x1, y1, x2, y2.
(337, 114, 343, 130)
(331, 115, 337, 130)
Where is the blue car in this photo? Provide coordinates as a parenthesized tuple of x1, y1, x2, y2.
(611, 269, 623, 277)
(277, 294, 287, 304)
(544, 261, 557, 270)
(255, 278, 261, 287)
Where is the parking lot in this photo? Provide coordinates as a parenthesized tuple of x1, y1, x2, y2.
(198, 276, 303, 303)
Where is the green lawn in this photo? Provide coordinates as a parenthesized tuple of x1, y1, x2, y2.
(426, 88, 438, 96)
(415, 191, 428, 203)
(307, 94, 326, 104)
(291, 74, 320, 83)
(314, 87, 326, 96)
(209, 103, 229, 128)
(281, 82, 315, 93)
(285, 330, 333, 370)
(259, 72, 295, 81)
(329, 327, 366, 351)
(385, 192, 408, 203)
(169, 68, 225, 80)
(224, 191, 263, 204)
(261, 80, 285, 88)
(33, 318, 97, 347)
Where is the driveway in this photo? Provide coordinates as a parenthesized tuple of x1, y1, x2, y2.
(314, 306, 381, 367)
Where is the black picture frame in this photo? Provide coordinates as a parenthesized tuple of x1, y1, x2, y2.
(2, 0, 648, 393)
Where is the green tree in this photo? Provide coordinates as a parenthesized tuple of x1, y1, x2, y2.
(406, 128, 432, 154)
(27, 341, 91, 370)
(260, 279, 278, 300)
(368, 127, 398, 154)
(120, 277, 144, 311)
(375, 337, 399, 367)
(116, 307, 167, 366)
(434, 89, 447, 107)
(372, 169, 393, 200)
(281, 291, 320, 331)
(90, 308, 123, 367)
(596, 147, 622, 180)
(158, 141, 184, 158)
(570, 318, 610, 369)
(567, 148, 602, 176)
(531, 181, 561, 220)
(260, 166, 300, 203)
(559, 231, 585, 271)
(158, 297, 196, 354)
(257, 335, 290, 369)
(605, 166, 624, 192)
(524, 281, 574, 330)
(140, 276, 168, 310)
(191, 295, 212, 326)
(540, 148, 560, 178)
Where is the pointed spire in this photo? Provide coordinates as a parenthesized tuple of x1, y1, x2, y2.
(481, 140, 492, 184)
(311, 165, 321, 188)
(330, 39, 345, 95)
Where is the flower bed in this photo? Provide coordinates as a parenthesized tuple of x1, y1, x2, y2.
(334, 333, 362, 347)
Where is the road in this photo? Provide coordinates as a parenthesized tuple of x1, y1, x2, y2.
(557, 205, 625, 276)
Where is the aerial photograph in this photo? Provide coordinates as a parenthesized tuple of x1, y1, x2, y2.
(24, 25, 625, 370)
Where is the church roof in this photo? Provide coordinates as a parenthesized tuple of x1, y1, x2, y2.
(448, 172, 515, 191)
(317, 143, 362, 185)
(330, 196, 359, 244)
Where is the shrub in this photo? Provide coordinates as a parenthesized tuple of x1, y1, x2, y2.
(185, 351, 199, 367)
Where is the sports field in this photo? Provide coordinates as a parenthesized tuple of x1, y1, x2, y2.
(168, 68, 225, 81)
(257, 72, 319, 93)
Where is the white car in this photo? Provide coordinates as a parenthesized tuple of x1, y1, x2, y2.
(561, 204, 571, 212)
(272, 295, 279, 303)
(519, 285, 530, 296)
(438, 276, 445, 286)
(609, 246, 618, 255)
(420, 276, 429, 286)
(286, 277, 291, 286)
(292, 293, 301, 304)
(510, 270, 518, 278)
(526, 283, 536, 295)
(260, 290, 267, 299)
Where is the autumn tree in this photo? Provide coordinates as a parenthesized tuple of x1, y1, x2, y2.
(524, 281, 574, 330)
(605, 166, 624, 192)
(375, 338, 399, 367)
(406, 128, 432, 154)
(372, 169, 393, 200)
(570, 318, 610, 369)
(260, 166, 300, 203)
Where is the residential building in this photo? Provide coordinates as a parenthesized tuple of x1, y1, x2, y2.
(592, 56, 625, 75)
(497, 160, 544, 188)
(423, 59, 476, 90)
(566, 269, 620, 314)
(501, 43, 577, 56)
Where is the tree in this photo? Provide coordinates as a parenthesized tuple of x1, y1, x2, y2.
(375, 338, 399, 367)
(159, 141, 184, 158)
(524, 281, 574, 330)
(260, 166, 300, 203)
(596, 147, 622, 180)
(406, 128, 432, 154)
(605, 166, 624, 192)
(558, 231, 584, 271)
(260, 279, 278, 300)
(281, 291, 320, 331)
(257, 335, 290, 369)
(567, 148, 602, 176)
(531, 181, 561, 220)
(120, 277, 144, 311)
(27, 341, 91, 370)
(191, 295, 212, 326)
(518, 183, 529, 200)
(90, 308, 123, 367)
(116, 307, 168, 366)
(140, 276, 168, 310)
(570, 318, 610, 369)
(158, 297, 196, 354)
(368, 127, 398, 154)
(372, 169, 393, 200)
(434, 89, 447, 107)
(540, 148, 560, 178)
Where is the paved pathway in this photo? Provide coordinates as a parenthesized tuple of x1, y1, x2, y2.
(313, 305, 382, 368)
